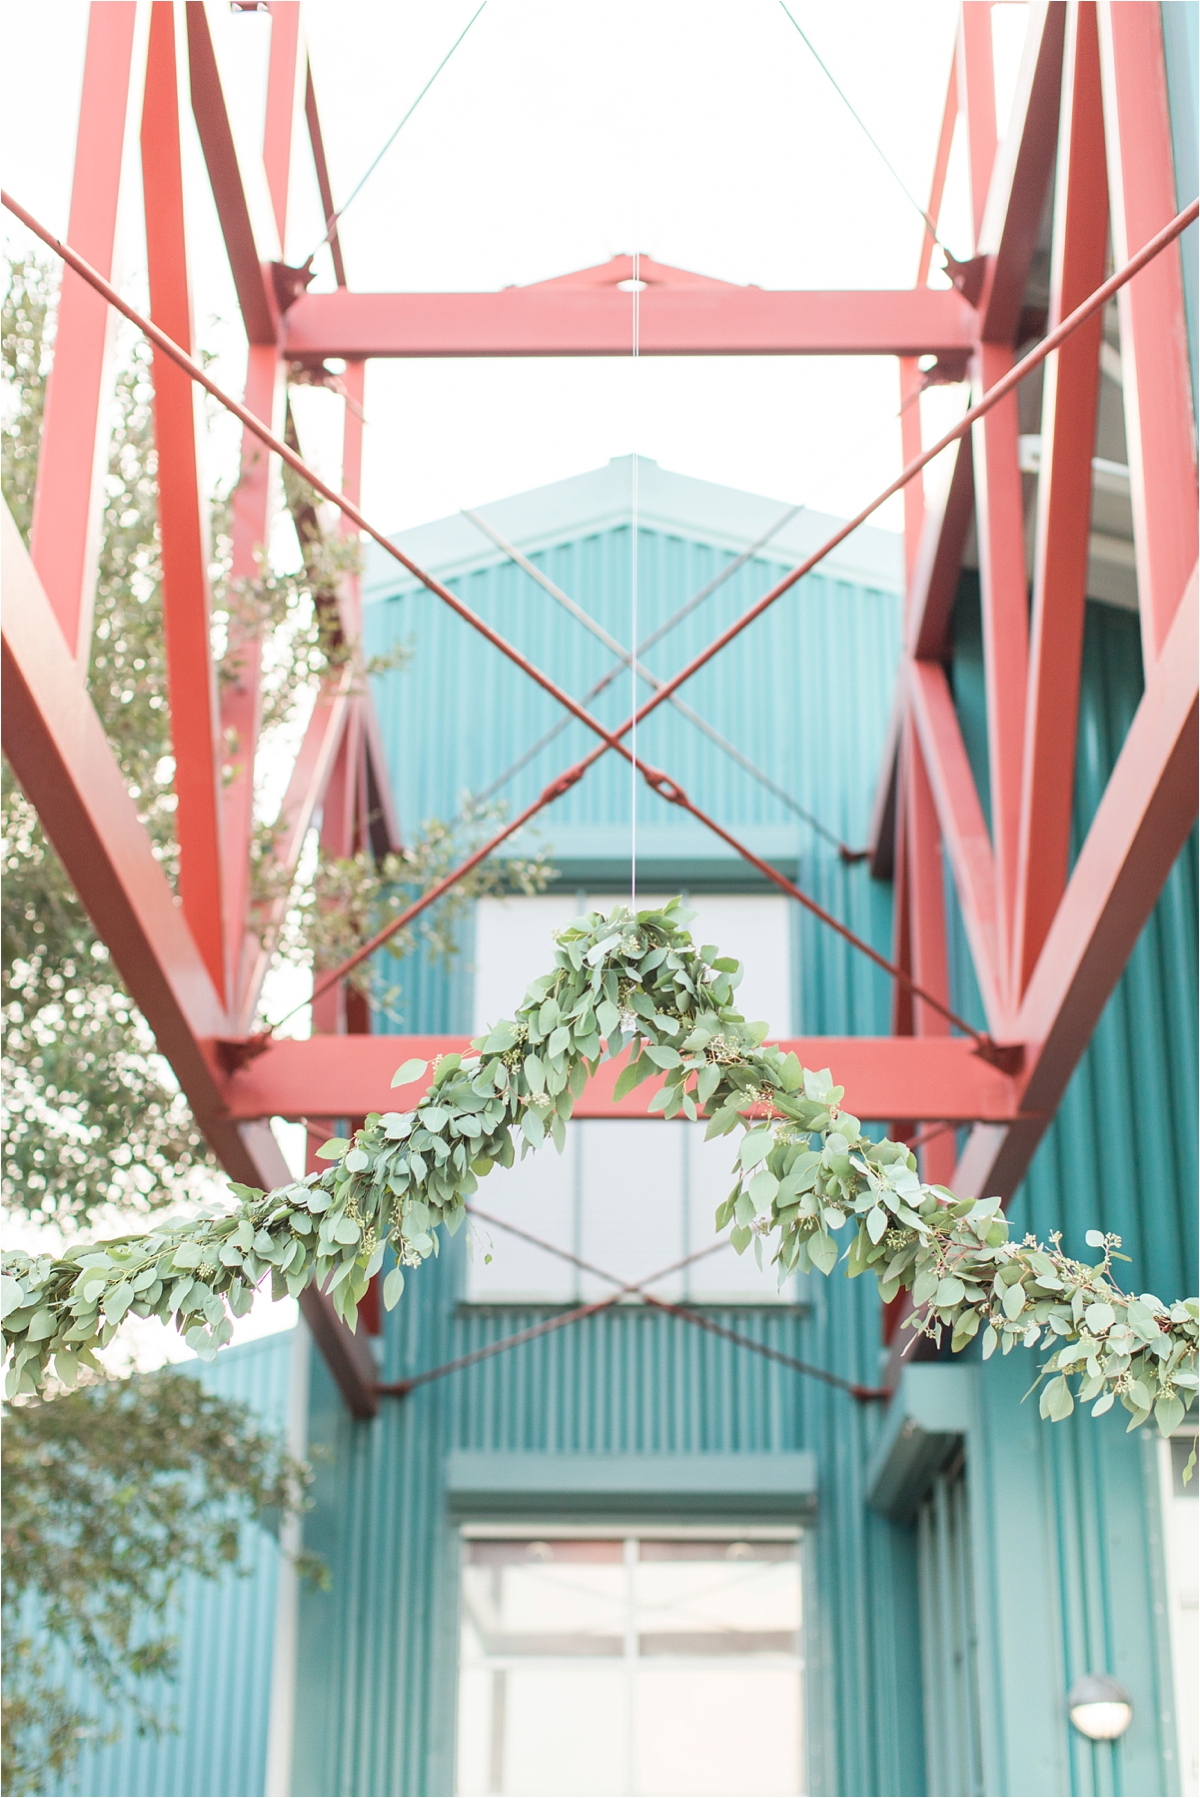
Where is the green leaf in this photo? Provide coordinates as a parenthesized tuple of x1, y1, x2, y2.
(1002, 1280, 1027, 1320)
(1040, 1375, 1075, 1422)
(172, 1242, 204, 1270)
(738, 1130, 774, 1170)
(809, 1231, 838, 1276)
(596, 999, 621, 1038)
(333, 1217, 361, 1245)
(912, 1266, 939, 1306)
(383, 1266, 406, 1310)
(522, 1112, 545, 1149)
(1083, 1301, 1115, 1334)
(0, 1276, 25, 1320)
(866, 1206, 888, 1245)
(645, 1045, 681, 1069)
(344, 1149, 370, 1173)
(1155, 1392, 1186, 1436)
(391, 1058, 429, 1089)
(936, 1276, 965, 1308)
(748, 1168, 779, 1209)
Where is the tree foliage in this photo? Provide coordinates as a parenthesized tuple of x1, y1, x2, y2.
(2, 256, 208, 1226)
(1, 1369, 308, 1796)
(4, 902, 1196, 1449)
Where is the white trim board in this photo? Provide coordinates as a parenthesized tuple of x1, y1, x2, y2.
(363, 455, 904, 603)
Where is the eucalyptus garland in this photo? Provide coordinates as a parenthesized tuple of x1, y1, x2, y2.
(3, 902, 1196, 1454)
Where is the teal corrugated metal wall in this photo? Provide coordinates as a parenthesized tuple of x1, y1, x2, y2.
(40, 1331, 294, 1798)
(939, 583, 1197, 1797)
(362, 526, 900, 1034)
(296, 525, 922, 1798)
(288, 510, 1197, 1798)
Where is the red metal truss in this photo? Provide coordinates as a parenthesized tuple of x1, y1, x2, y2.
(3, 1, 1197, 1414)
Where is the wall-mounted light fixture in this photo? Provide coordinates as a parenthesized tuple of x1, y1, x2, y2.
(1068, 1675, 1134, 1741)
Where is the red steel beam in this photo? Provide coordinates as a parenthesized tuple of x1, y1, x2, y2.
(280, 285, 979, 361)
(971, 338, 1029, 1009)
(3, 508, 228, 1099)
(262, 2, 303, 244)
(141, 2, 227, 998)
(957, 1, 999, 247)
(223, 2, 304, 1015)
(1012, 1, 1108, 998)
(3, 508, 378, 1416)
(220, 1033, 1029, 1127)
(953, 564, 1199, 1201)
(905, 433, 975, 658)
(236, 670, 353, 1031)
(917, 46, 958, 288)
(28, 2, 143, 661)
(909, 660, 1006, 1034)
(906, 721, 958, 1187)
(303, 61, 347, 287)
(1017, 564, 1199, 1096)
(1097, 2, 1199, 668)
(976, 2, 1065, 342)
(185, 1, 278, 344)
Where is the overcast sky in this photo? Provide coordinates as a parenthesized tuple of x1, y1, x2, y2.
(3, 1, 1030, 537)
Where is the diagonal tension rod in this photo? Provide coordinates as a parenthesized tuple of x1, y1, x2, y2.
(10, 189, 1193, 1048)
(4, 185, 977, 1042)
(374, 1204, 887, 1401)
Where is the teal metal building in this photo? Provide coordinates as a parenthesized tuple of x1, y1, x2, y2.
(42, 457, 1197, 1797)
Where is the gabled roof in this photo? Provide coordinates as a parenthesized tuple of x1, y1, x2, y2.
(363, 454, 903, 602)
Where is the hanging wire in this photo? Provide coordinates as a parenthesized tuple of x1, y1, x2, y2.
(462, 507, 856, 854)
(307, 1, 489, 261)
(778, 1, 954, 256)
(630, 259, 641, 907)
(472, 498, 805, 804)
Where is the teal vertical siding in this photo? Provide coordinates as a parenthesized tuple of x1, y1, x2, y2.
(290, 500, 1196, 1797)
(40, 1332, 294, 1798)
(298, 521, 923, 1798)
(942, 583, 1197, 1797)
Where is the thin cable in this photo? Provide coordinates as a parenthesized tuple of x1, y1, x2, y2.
(778, 1, 951, 254)
(307, 1, 488, 259)
(14, 188, 1192, 1031)
(381, 1207, 885, 1400)
(630, 258, 640, 908)
(472, 499, 806, 805)
(462, 507, 853, 852)
(471, 385, 925, 816)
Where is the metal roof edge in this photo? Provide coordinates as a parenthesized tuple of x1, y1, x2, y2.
(363, 455, 904, 602)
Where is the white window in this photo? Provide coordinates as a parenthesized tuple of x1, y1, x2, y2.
(1162, 1433, 1199, 1797)
(456, 1531, 805, 1797)
(466, 1119, 801, 1304)
(467, 894, 799, 1306)
(473, 893, 794, 1039)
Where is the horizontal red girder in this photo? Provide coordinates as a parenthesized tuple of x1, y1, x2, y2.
(281, 286, 979, 361)
(217, 1033, 1028, 1126)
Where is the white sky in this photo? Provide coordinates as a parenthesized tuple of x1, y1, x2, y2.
(3, 1, 1031, 534)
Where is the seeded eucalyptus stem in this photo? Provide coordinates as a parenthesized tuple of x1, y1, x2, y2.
(3, 903, 1196, 1456)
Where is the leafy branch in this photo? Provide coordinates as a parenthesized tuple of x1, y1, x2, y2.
(3, 904, 1195, 1455)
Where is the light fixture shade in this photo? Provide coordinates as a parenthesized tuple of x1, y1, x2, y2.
(1068, 1675, 1134, 1741)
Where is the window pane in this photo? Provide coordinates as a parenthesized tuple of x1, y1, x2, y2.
(579, 1121, 685, 1300)
(635, 1541, 801, 1655)
(457, 1536, 804, 1796)
(503, 1669, 628, 1796)
(634, 1668, 802, 1797)
(464, 1127, 579, 1303)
